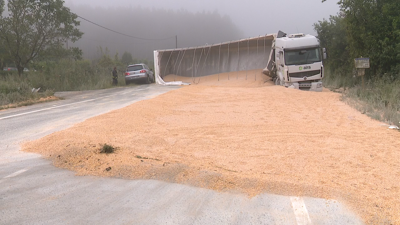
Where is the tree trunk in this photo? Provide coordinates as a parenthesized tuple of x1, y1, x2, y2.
(17, 65, 24, 77)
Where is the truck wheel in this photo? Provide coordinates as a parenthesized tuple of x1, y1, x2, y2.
(146, 75, 151, 84)
(274, 77, 281, 85)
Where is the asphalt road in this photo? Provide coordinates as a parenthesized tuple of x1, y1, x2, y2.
(0, 84, 364, 225)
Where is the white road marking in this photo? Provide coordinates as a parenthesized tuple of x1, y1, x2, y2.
(290, 196, 313, 225)
(4, 168, 29, 179)
(0, 99, 97, 120)
(0, 91, 130, 121)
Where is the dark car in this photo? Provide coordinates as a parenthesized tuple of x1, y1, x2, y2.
(125, 63, 155, 84)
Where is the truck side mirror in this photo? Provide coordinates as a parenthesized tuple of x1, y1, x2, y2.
(322, 48, 327, 60)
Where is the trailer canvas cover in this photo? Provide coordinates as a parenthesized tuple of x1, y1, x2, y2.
(154, 34, 275, 85)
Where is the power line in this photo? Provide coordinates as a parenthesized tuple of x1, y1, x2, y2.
(76, 15, 176, 41)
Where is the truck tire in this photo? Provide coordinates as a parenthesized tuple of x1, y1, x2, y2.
(146, 74, 151, 84)
(274, 77, 281, 85)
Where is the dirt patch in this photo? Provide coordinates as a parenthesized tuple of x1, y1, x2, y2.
(23, 70, 400, 224)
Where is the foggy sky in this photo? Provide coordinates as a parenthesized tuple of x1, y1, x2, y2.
(64, 0, 340, 61)
(65, 0, 340, 37)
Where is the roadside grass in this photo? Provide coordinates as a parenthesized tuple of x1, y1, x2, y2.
(0, 94, 59, 111)
(28, 59, 124, 91)
(0, 73, 56, 109)
(324, 71, 400, 126)
(0, 59, 128, 108)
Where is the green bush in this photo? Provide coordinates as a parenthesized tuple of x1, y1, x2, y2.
(100, 144, 115, 154)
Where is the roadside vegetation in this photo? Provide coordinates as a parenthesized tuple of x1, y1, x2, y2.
(0, 52, 152, 109)
(315, 0, 400, 126)
(0, 1, 155, 109)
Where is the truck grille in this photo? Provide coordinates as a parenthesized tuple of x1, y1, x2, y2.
(289, 70, 321, 78)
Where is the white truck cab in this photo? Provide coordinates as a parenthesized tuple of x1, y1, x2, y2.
(265, 32, 325, 91)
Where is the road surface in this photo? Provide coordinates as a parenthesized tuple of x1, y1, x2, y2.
(0, 84, 364, 224)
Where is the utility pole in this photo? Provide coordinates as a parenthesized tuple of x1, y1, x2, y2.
(176, 35, 178, 49)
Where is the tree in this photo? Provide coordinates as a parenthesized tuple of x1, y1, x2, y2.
(314, 14, 350, 77)
(97, 47, 113, 68)
(0, 0, 83, 76)
(121, 51, 133, 66)
(113, 52, 124, 68)
(322, 0, 400, 76)
(37, 46, 82, 62)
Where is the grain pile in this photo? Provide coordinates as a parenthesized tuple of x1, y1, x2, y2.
(23, 70, 400, 224)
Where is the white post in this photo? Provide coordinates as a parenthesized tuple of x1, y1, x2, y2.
(228, 42, 230, 80)
(256, 36, 260, 80)
(247, 39, 249, 80)
(237, 41, 240, 79)
(264, 36, 266, 54)
(218, 44, 221, 81)
(154, 50, 161, 84)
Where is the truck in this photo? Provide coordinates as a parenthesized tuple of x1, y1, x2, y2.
(263, 31, 326, 91)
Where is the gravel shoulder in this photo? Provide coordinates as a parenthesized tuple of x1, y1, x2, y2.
(23, 70, 400, 224)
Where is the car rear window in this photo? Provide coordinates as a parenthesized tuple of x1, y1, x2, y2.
(127, 65, 143, 72)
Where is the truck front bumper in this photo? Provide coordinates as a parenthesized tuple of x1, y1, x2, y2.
(287, 81, 323, 92)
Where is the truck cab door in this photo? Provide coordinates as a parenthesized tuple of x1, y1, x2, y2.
(278, 51, 284, 68)
(276, 51, 284, 82)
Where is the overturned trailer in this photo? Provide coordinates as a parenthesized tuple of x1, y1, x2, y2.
(153, 35, 274, 84)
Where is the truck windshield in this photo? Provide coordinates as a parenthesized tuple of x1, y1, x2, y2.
(284, 48, 321, 66)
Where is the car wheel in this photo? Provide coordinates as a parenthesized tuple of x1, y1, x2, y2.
(146, 74, 151, 84)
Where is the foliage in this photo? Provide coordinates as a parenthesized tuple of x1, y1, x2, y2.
(97, 47, 114, 69)
(317, 0, 400, 128)
(113, 52, 124, 68)
(0, 73, 54, 107)
(321, 0, 400, 77)
(343, 75, 400, 125)
(314, 14, 351, 78)
(0, 0, 83, 76)
(0, 42, 149, 106)
(0, 56, 128, 106)
(121, 51, 133, 66)
(341, 0, 400, 75)
(30, 58, 125, 91)
(37, 46, 83, 62)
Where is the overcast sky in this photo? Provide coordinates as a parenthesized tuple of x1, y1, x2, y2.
(66, 0, 340, 37)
